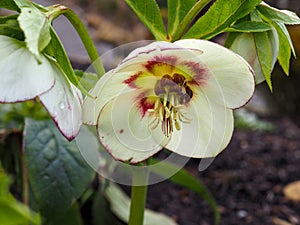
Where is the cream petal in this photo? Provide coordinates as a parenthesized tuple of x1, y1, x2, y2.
(83, 70, 134, 125)
(165, 87, 234, 158)
(82, 70, 157, 125)
(174, 39, 255, 109)
(0, 36, 55, 102)
(97, 90, 169, 163)
(39, 66, 83, 141)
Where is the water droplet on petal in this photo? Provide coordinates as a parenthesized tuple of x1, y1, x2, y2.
(59, 101, 66, 110)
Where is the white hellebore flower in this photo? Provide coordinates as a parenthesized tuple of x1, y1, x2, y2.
(0, 35, 82, 140)
(83, 39, 255, 163)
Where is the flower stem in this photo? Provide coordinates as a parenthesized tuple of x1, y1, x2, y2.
(46, 4, 105, 77)
(128, 166, 150, 225)
(170, 0, 212, 41)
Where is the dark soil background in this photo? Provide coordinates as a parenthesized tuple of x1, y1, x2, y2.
(146, 116, 300, 225)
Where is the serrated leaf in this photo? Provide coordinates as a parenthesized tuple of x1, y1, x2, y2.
(273, 22, 292, 75)
(0, 0, 19, 11)
(184, 0, 262, 39)
(24, 118, 95, 220)
(125, 0, 167, 40)
(17, 6, 51, 62)
(167, 0, 197, 35)
(150, 159, 220, 225)
(227, 21, 272, 32)
(105, 183, 178, 225)
(0, 170, 41, 225)
(257, 2, 300, 25)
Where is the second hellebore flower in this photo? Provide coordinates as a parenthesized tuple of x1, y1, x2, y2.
(83, 39, 255, 163)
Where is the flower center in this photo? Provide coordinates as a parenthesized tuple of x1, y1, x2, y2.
(148, 73, 193, 137)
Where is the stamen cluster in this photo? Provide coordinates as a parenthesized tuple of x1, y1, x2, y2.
(149, 73, 193, 137)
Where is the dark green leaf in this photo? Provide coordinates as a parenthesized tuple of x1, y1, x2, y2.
(167, 0, 197, 35)
(45, 28, 89, 96)
(273, 22, 292, 75)
(254, 31, 273, 89)
(257, 3, 300, 25)
(0, 0, 19, 11)
(227, 21, 272, 32)
(0, 15, 24, 40)
(125, 0, 167, 40)
(92, 189, 124, 225)
(47, 203, 83, 225)
(24, 118, 95, 220)
(184, 0, 262, 39)
(150, 159, 220, 225)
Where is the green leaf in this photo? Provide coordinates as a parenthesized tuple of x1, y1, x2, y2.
(45, 28, 89, 96)
(105, 182, 178, 225)
(24, 118, 95, 220)
(0, 169, 41, 225)
(124, 0, 167, 40)
(150, 159, 220, 225)
(0, 0, 19, 11)
(0, 15, 24, 40)
(17, 5, 51, 62)
(92, 189, 124, 225)
(273, 22, 292, 75)
(184, 0, 262, 39)
(167, 0, 197, 35)
(47, 203, 83, 225)
(254, 31, 273, 89)
(227, 21, 272, 32)
(257, 2, 300, 25)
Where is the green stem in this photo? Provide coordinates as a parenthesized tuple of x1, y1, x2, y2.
(170, 0, 212, 41)
(128, 167, 149, 225)
(47, 5, 105, 77)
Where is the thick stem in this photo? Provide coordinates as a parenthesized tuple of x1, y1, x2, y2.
(170, 0, 212, 41)
(62, 9, 105, 77)
(47, 5, 105, 77)
(128, 167, 149, 225)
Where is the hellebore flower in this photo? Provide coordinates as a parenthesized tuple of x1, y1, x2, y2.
(0, 35, 82, 140)
(83, 39, 255, 163)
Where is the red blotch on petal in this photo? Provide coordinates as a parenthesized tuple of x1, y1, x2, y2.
(137, 93, 154, 117)
(144, 55, 178, 72)
(123, 72, 142, 88)
(182, 61, 210, 86)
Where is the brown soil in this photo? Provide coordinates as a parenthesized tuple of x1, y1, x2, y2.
(145, 117, 300, 225)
